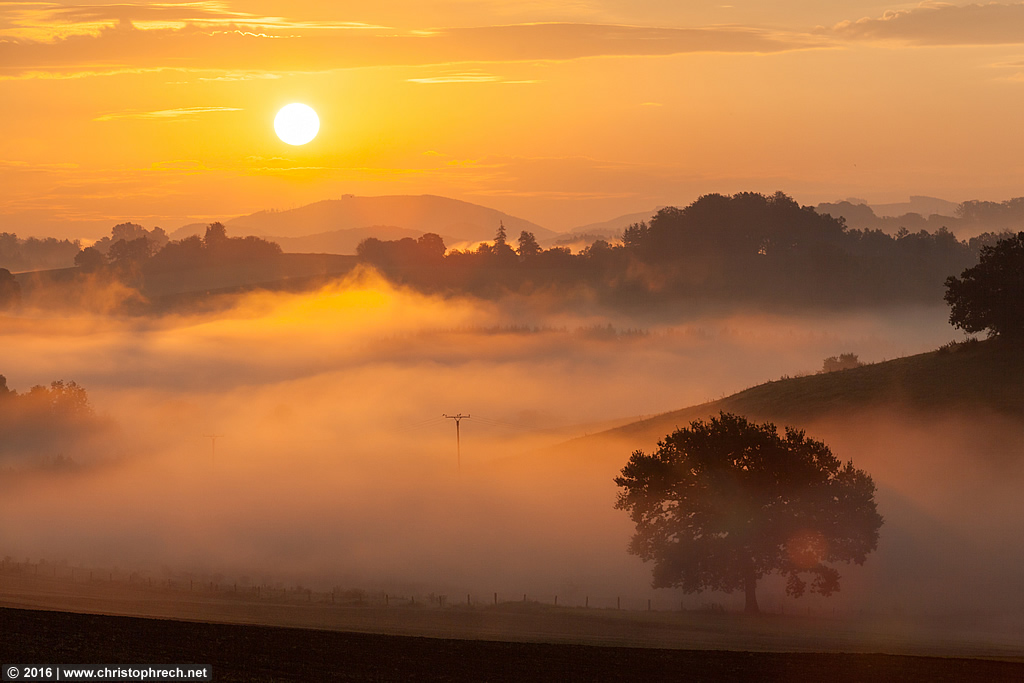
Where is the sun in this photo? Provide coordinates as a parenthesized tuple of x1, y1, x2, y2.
(274, 103, 320, 146)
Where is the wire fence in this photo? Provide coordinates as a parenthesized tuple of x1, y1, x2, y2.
(0, 556, 858, 618)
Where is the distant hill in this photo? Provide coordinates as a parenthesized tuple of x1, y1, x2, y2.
(818, 196, 958, 222)
(587, 338, 1022, 448)
(171, 195, 557, 249)
(815, 200, 966, 237)
(561, 209, 662, 242)
(813, 195, 1024, 240)
(869, 196, 959, 218)
(265, 225, 425, 255)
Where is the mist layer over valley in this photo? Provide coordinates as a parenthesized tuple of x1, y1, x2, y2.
(6, 268, 1013, 623)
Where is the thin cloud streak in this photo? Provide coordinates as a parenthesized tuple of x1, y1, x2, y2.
(408, 70, 539, 83)
(93, 106, 244, 121)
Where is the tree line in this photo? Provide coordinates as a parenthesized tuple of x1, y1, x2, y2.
(355, 192, 1010, 309)
(0, 233, 81, 272)
(74, 222, 281, 278)
(0, 375, 102, 467)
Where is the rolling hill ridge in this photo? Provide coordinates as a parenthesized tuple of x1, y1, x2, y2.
(585, 338, 1023, 447)
(171, 195, 556, 246)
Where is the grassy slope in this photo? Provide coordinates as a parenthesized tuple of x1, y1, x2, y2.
(591, 338, 1022, 447)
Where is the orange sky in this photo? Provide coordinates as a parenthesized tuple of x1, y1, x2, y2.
(5, 1, 1024, 238)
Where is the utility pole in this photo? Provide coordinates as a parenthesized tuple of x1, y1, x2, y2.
(442, 414, 469, 471)
(202, 434, 224, 460)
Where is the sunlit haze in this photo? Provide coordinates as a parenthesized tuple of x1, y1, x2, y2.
(6, 2, 1024, 237)
(3, 2, 1024, 677)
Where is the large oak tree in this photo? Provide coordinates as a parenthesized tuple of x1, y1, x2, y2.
(615, 412, 882, 614)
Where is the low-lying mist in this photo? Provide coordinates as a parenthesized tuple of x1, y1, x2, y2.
(4, 269, 1014, 616)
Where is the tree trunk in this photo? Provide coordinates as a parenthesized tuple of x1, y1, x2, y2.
(744, 568, 759, 614)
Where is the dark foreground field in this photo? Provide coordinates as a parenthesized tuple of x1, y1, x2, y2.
(2, 607, 1023, 683)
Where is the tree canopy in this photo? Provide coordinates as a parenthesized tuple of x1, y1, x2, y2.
(353, 192, 984, 310)
(0, 375, 102, 466)
(614, 412, 882, 614)
(0, 233, 82, 271)
(944, 231, 1024, 340)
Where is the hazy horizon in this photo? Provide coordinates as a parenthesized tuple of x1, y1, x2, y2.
(8, 2, 1024, 238)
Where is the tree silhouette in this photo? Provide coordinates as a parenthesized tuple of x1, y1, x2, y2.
(517, 231, 541, 258)
(0, 375, 103, 465)
(944, 232, 1024, 340)
(107, 236, 154, 266)
(417, 233, 447, 261)
(204, 222, 229, 247)
(0, 268, 19, 309)
(347, 191, 981, 308)
(491, 221, 515, 261)
(614, 412, 882, 614)
(621, 221, 649, 249)
(74, 247, 106, 271)
(91, 222, 167, 257)
(1, 233, 82, 271)
(45, 380, 94, 419)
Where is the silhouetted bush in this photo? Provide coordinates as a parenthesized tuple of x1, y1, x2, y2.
(821, 353, 863, 373)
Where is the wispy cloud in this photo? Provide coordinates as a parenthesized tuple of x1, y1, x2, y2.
(0, 159, 79, 170)
(0, 21, 822, 79)
(0, 66, 174, 81)
(93, 106, 243, 121)
(408, 70, 538, 84)
(825, 2, 1024, 45)
(197, 72, 282, 81)
(0, 2, 386, 41)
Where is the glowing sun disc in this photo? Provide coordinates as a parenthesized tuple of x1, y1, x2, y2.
(274, 103, 319, 145)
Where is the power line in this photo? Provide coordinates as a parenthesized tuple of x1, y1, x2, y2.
(202, 434, 224, 459)
(393, 416, 448, 434)
(442, 414, 470, 471)
(469, 414, 570, 436)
